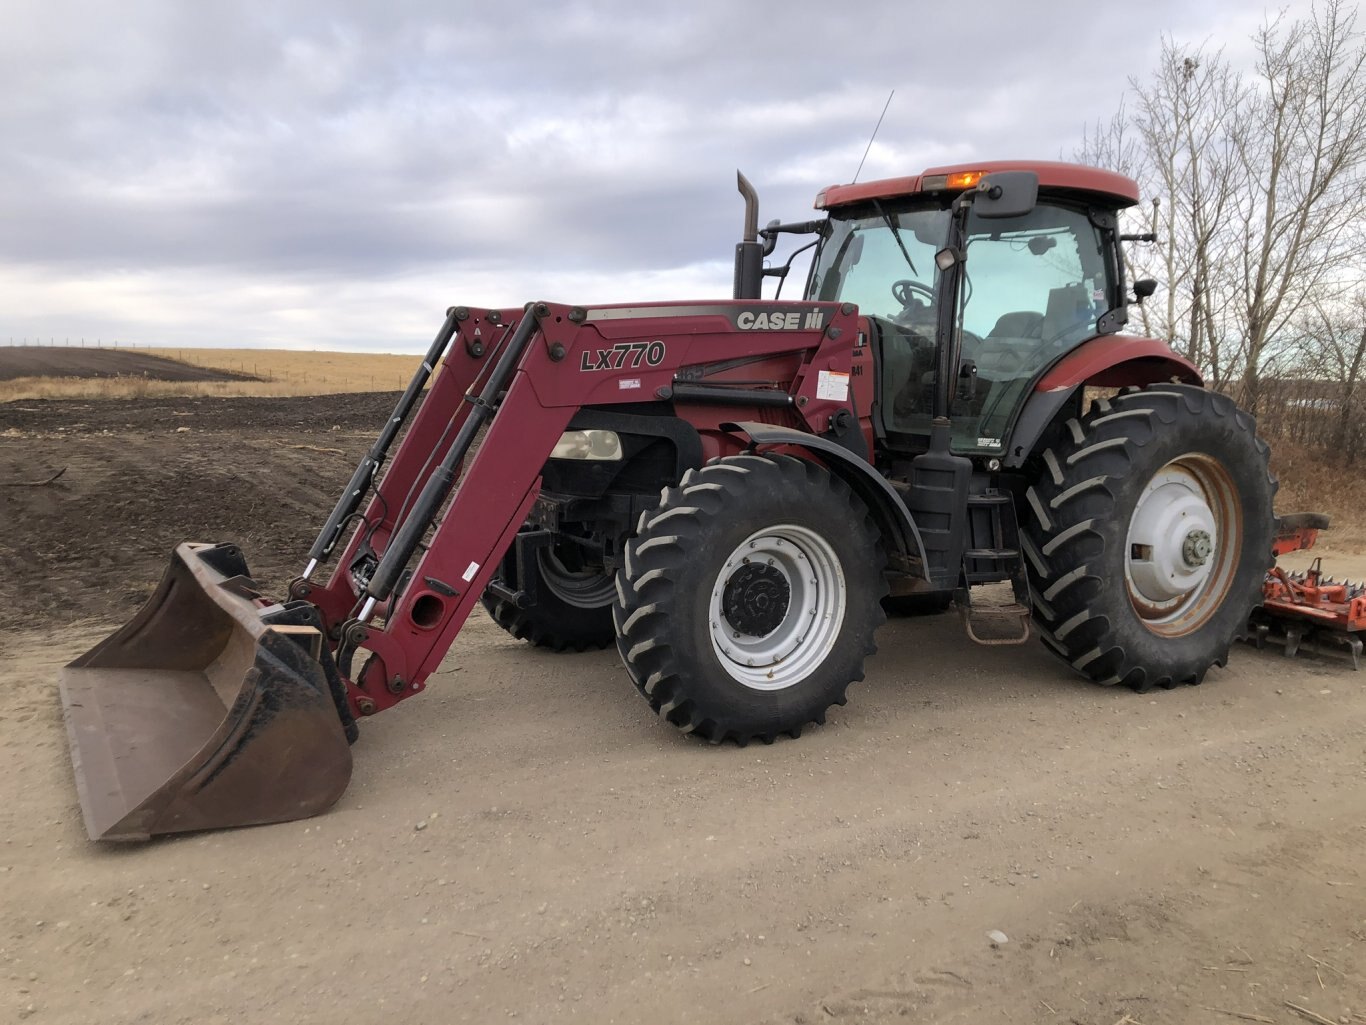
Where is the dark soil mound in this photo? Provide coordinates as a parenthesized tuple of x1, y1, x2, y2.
(0, 346, 256, 382)
(1, 393, 401, 619)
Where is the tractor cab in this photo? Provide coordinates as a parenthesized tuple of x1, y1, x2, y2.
(805, 162, 1137, 457)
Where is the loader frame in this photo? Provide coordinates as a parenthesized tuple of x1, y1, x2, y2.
(288, 299, 927, 720)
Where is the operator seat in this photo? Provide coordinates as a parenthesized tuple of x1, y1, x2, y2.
(988, 311, 1043, 341)
(1043, 283, 1095, 345)
(974, 311, 1043, 380)
(965, 310, 1046, 439)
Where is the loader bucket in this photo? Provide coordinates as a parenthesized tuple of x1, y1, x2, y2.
(58, 542, 352, 841)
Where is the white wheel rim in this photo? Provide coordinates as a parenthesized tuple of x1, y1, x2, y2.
(1123, 453, 1239, 636)
(708, 524, 847, 691)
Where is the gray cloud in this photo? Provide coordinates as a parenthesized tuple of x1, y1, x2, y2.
(0, 0, 1315, 349)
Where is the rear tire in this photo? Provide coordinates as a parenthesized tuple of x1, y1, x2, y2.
(482, 542, 615, 652)
(1020, 384, 1275, 691)
(614, 454, 887, 744)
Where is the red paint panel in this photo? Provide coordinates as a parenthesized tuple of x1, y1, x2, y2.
(848, 321, 877, 450)
(526, 301, 861, 429)
(354, 371, 575, 710)
(815, 175, 921, 209)
(818, 160, 1140, 210)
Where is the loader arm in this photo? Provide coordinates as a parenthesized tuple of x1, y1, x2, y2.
(316, 299, 867, 718)
(290, 305, 520, 635)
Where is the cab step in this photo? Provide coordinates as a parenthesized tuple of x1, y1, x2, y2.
(958, 599, 1032, 646)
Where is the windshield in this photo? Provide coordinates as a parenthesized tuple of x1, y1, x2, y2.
(807, 204, 950, 323)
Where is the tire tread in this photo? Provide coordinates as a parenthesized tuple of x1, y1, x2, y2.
(1020, 383, 1276, 692)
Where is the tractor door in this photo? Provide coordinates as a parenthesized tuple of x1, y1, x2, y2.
(940, 203, 1116, 453)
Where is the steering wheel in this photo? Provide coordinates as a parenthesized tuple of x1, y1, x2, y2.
(892, 279, 935, 307)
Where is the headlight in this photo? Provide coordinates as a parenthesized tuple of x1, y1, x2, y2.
(549, 429, 623, 460)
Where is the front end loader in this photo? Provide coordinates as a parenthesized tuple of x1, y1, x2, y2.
(59, 160, 1330, 840)
(61, 296, 881, 838)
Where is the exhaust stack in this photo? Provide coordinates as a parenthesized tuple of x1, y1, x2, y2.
(733, 170, 764, 300)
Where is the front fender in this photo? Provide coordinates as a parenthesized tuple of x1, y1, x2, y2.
(722, 421, 929, 583)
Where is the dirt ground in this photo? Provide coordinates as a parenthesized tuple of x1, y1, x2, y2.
(0, 393, 396, 619)
(1, 395, 1363, 1025)
(0, 347, 255, 383)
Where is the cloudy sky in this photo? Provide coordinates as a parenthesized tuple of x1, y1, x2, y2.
(1, 0, 1312, 352)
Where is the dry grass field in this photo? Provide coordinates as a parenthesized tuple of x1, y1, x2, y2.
(0, 346, 423, 400)
(1267, 437, 1366, 544)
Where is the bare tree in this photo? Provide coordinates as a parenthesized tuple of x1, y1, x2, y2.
(1076, 103, 1157, 336)
(1140, 50, 1247, 389)
(1231, 0, 1366, 411)
(1080, 45, 1253, 388)
(1302, 291, 1366, 463)
(1080, 1, 1366, 408)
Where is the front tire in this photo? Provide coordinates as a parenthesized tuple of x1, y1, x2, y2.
(482, 541, 616, 652)
(614, 454, 887, 744)
(1020, 384, 1276, 691)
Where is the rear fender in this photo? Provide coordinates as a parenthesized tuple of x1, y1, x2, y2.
(1035, 335, 1202, 391)
(722, 421, 929, 583)
(1004, 337, 1203, 468)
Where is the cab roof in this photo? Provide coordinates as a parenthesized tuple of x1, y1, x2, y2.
(814, 160, 1140, 210)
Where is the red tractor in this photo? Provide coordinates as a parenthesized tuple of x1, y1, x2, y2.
(61, 160, 1279, 841)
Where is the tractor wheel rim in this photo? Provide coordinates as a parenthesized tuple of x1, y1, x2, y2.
(708, 524, 847, 691)
(537, 548, 615, 609)
(1123, 454, 1240, 636)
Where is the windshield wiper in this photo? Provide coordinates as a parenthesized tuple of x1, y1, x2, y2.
(871, 198, 917, 277)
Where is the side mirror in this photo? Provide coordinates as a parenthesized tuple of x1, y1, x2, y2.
(761, 218, 781, 257)
(972, 171, 1039, 220)
(1133, 278, 1158, 303)
(934, 246, 963, 271)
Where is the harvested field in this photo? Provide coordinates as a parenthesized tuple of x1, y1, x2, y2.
(1, 392, 1364, 1025)
(0, 346, 423, 400)
(167, 347, 423, 393)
